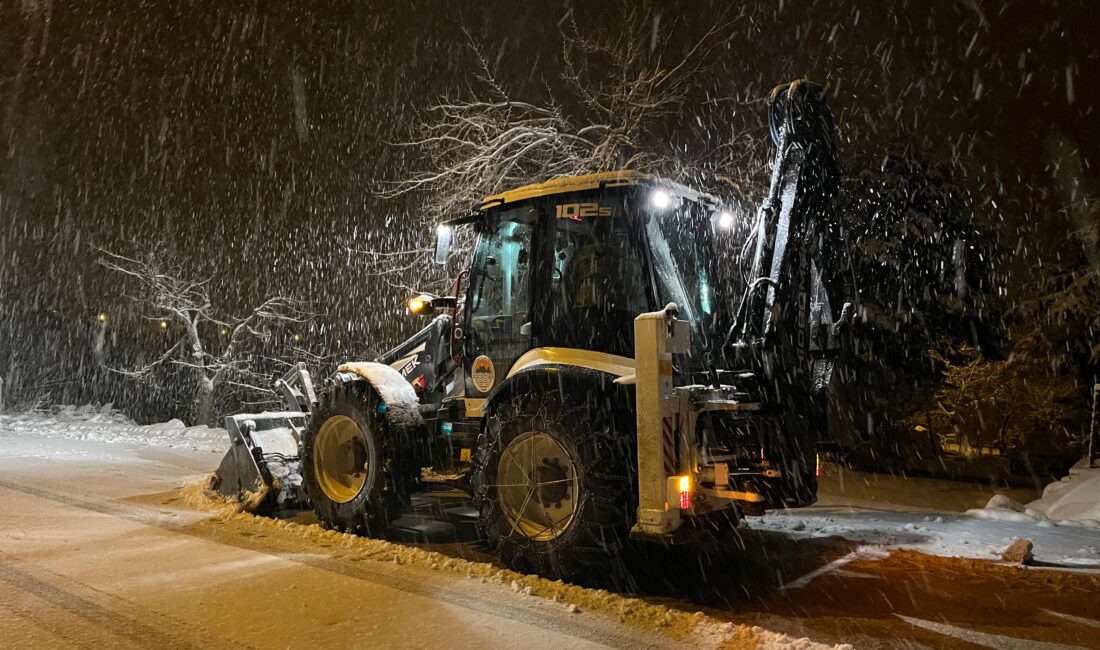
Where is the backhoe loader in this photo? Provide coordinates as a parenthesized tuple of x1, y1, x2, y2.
(210, 80, 849, 583)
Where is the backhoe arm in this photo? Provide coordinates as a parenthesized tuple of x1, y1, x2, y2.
(738, 80, 845, 362)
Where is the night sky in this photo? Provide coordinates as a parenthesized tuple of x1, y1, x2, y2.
(1, 0, 1097, 397)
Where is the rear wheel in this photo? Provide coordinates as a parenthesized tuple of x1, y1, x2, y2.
(472, 388, 636, 587)
(301, 381, 402, 536)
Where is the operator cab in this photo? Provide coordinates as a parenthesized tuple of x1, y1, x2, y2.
(440, 172, 738, 398)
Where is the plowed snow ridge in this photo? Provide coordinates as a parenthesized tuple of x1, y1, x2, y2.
(180, 483, 846, 650)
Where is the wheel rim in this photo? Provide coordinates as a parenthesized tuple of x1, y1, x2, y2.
(313, 415, 373, 504)
(496, 431, 580, 542)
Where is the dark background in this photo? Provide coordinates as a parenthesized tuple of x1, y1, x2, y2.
(1, 0, 1097, 421)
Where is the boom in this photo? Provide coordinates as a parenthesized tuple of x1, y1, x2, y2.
(738, 80, 847, 363)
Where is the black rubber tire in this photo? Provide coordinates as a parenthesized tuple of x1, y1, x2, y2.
(471, 388, 637, 588)
(301, 380, 403, 536)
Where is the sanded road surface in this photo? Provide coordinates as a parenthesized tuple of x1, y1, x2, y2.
(4, 431, 1100, 649)
(0, 436, 681, 649)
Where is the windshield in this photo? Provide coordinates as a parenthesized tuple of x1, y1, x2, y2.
(644, 194, 729, 354)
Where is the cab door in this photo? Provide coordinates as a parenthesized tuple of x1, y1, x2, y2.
(463, 206, 538, 397)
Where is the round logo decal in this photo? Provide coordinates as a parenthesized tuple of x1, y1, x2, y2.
(471, 355, 496, 393)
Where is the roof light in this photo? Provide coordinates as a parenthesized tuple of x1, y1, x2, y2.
(650, 189, 671, 210)
(717, 210, 735, 229)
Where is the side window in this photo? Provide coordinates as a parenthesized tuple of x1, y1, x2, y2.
(465, 209, 536, 395)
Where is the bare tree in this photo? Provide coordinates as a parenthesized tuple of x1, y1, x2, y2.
(369, 7, 761, 290)
(97, 247, 309, 426)
(384, 16, 751, 217)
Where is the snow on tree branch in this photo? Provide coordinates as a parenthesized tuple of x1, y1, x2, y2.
(379, 8, 755, 230)
(362, 8, 761, 297)
(96, 246, 311, 425)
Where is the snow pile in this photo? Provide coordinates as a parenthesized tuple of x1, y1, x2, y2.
(964, 458, 1100, 529)
(1026, 458, 1100, 528)
(964, 493, 1056, 527)
(0, 405, 227, 452)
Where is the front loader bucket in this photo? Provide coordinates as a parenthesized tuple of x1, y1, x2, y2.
(209, 412, 309, 512)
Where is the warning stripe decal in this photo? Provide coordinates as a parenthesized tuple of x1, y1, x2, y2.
(662, 416, 676, 475)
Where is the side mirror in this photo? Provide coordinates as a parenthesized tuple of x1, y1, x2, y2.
(434, 224, 452, 265)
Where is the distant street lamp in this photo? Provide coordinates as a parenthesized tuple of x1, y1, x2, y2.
(159, 321, 168, 331)
(95, 312, 108, 365)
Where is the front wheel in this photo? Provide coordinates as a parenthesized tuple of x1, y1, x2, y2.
(471, 387, 636, 587)
(301, 381, 403, 536)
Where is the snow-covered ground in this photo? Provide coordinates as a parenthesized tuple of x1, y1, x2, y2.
(0, 405, 227, 453)
(756, 463, 1100, 569)
(4, 406, 1100, 647)
(5, 406, 1099, 571)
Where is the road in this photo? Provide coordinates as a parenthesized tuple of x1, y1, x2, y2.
(0, 434, 807, 649)
(1, 429, 1099, 648)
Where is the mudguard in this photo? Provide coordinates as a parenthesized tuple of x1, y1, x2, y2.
(333, 361, 424, 428)
(483, 363, 634, 420)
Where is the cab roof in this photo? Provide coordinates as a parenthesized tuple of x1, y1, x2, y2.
(478, 170, 717, 210)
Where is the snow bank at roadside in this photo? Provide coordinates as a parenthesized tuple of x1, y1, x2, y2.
(755, 459, 1100, 567)
(965, 458, 1100, 529)
(965, 494, 1058, 526)
(0, 405, 227, 452)
(1027, 458, 1100, 527)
